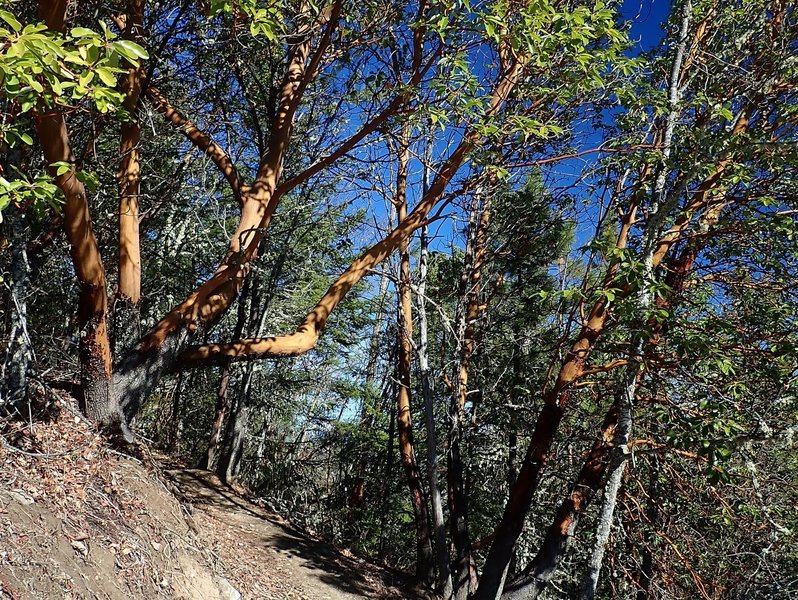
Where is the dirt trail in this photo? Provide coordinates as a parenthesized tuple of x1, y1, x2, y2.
(164, 468, 414, 600)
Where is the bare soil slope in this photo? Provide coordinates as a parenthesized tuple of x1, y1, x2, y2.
(164, 468, 413, 600)
(0, 399, 414, 600)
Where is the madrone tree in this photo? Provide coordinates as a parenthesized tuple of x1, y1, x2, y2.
(1, 0, 628, 587)
(1, 0, 626, 427)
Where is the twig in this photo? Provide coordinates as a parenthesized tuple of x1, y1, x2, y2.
(0, 573, 21, 600)
(0, 433, 85, 459)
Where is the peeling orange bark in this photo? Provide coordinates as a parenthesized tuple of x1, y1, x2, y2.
(35, 0, 121, 428)
(393, 123, 435, 584)
(119, 6, 521, 424)
(117, 0, 145, 307)
(178, 61, 524, 368)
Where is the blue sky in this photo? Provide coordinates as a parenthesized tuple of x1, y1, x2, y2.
(539, 0, 673, 249)
(622, 0, 670, 52)
(341, 0, 677, 284)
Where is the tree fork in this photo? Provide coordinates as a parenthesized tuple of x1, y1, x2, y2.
(116, 5, 340, 419)
(473, 187, 642, 599)
(122, 33, 523, 428)
(501, 223, 705, 600)
(472, 113, 756, 596)
(175, 62, 523, 370)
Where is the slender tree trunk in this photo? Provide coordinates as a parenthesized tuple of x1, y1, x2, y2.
(34, 0, 128, 436)
(36, 109, 119, 430)
(216, 384, 241, 482)
(506, 325, 520, 563)
(205, 364, 232, 469)
(449, 189, 490, 599)
(579, 347, 639, 600)
(216, 363, 254, 483)
(166, 372, 185, 452)
(448, 198, 478, 598)
(507, 322, 522, 492)
(379, 376, 397, 562)
(581, 8, 691, 596)
(418, 223, 454, 598)
(393, 124, 435, 586)
(506, 430, 517, 498)
(205, 280, 251, 470)
(226, 400, 251, 482)
(1, 209, 32, 415)
(114, 0, 146, 352)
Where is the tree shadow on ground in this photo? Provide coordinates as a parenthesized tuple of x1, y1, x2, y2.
(166, 468, 266, 519)
(164, 467, 418, 599)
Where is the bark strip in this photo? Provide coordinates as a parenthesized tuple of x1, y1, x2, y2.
(115, 0, 146, 349)
(449, 187, 491, 600)
(393, 123, 435, 585)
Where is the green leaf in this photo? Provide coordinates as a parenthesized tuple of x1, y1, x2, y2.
(115, 39, 149, 60)
(53, 161, 72, 176)
(0, 9, 22, 32)
(96, 66, 116, 86)
(79, 70, 94, 87)
(98, 19, 117, 40)
(70, 26, 98, 38)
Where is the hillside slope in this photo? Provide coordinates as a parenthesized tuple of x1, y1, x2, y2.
(0, 398, 415, 600)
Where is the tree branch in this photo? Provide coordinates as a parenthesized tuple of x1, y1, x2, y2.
(145, 85, 246, 201)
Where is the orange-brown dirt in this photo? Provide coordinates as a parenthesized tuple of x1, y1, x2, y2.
(0, 395, 417, 599)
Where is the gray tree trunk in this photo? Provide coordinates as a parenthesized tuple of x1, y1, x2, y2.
(418, 224, 454, 598)
(217, 364, 255, 483)
(2, 210, 32, 416)
(581, 5, 692, 596)
(578, 348, 638, 600)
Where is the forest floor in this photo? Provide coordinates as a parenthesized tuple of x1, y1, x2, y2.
(0, 396, 416, 600)
(162, 467, 415, 600)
